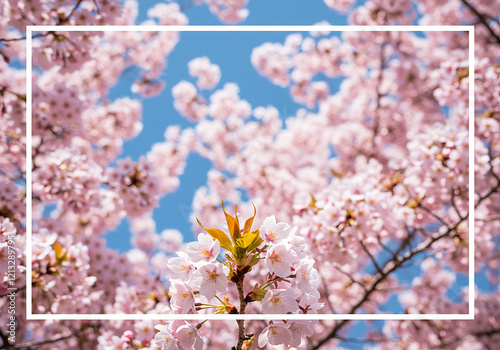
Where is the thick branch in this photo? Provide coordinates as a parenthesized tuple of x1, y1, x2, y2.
(235, 274, 247, 350)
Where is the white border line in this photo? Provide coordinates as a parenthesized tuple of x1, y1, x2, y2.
(25, 25, 474, 32)
(468, 28, 475, 317)
(25, 25, 475, 321)
(26, 313, 474, 321)
(26, 29, 33, 318)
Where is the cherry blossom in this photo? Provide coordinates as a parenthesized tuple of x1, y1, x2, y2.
(259, 215, 292, 244)
(154, 324, 178, 350)
(190, 263, 228, 298)
(185, 233, 220, 263)
(188, 56, 221, 90)
(169, 281, 196, 314)
(265, 243, 297, 277)
(261, 289, 299, 314)
(167, 252, 195, 280)
(258, 321, 293, 348)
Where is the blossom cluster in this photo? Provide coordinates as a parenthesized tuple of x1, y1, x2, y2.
(154, 205, 323, 349)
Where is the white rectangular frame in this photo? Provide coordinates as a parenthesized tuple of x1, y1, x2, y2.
(25, 24, 475, 321)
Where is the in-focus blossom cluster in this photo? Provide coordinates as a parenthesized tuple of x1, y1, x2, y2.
(154, 205, 323, 349)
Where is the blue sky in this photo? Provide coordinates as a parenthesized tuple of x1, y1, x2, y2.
(106, 0, 348, 249)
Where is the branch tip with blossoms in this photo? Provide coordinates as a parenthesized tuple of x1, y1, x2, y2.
(156, 202, 323, 350)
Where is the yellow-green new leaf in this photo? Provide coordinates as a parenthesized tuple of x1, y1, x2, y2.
(247, 230, 263, 252)
(196, 218, 234, 253)
(222, 202, 241, 243)
(238, 229, 263, 253)
(53, 242, 67, 262)
(242, 202, 257, 235)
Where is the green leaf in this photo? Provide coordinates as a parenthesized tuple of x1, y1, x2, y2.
(242, 202, 256, 235)
(222, 201, 241, 243)
(196, 218, 234, 253)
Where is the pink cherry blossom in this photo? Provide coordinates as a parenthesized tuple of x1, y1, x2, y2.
(154, 324, 178, 350)
(188, 56, 221, 90)
(169, 281, 196, 314)
(2, 0, 499, 349)
(167, 252, 195, 280)
(260, 215, 292, 244)
(185, 233, 220, 263)
(295, 259, 320, 293)
(175, 322, 204, 350)
(287, 321, 314, 347)
(258, 321, 293, 348)
(191, 263, 228, 298)
(265, 243, 297, 277)
(262, 289, 299, 314)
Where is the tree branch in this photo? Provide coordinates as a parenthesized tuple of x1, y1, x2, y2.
(12, 324, 99, 349)
(0, 32, 54, 43)
(432, 328, 500, 349)
(234, 273, 247, 350)
(331, 263, 367, 293)
(311, 214, 471, 349)
(359, 241, 384, 275)
(0, 286, 25, 298)
(460, 0, 500, 45)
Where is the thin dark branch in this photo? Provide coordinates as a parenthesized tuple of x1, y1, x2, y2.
(477, 181, 500, 206)
(461, 0, 500, 45)
(13, 325, 98, 349)
(331, 263, 367, 293)
(432, 328, 500, 349)
(311, 211, 472, 349)
(0, 32, 53, 43)
(0, 37, 25, 43)
(476, 216, 500, 222)
(320, 270, 337, 312)
(450, 189, 465, 220)
(359, 241, 384, 275)
(0, 286, 25, 298)
(390, 226, 416, 259)
(418, 205, 450, 228)
(376, 234, 396, 257)
(91, 0, 100, 13)
(234, 273, 247, 350)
